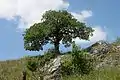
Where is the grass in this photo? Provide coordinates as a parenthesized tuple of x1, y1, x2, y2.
(0, 54, 56, 80)
(0, 52, 120, 80)
(63, 66, 120, 80)
(0, 59, 24, 80)
(62, 51, 120, 80)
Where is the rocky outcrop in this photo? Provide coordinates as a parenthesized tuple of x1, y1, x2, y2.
(43, 56, 62, 80)
(86, 41, 111, 55)
(86, 41, 120, 69)
(96, 52, 120, 69)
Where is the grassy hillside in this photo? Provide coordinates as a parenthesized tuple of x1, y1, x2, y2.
(63, 67, 120, 80)
(63, 52, 120, 80)
(0, 59, 24, 80)
(0, 47, 120, 80)
(0, 54, 56, 80)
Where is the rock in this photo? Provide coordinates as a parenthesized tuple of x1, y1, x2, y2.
(95, 53, 120, 69)
(44, 56, 62, 80)
(117, 45, 120, 51)
(85, 40, 120, 70)
(86, 40, 111, 55)
(48, 56, 61, 73)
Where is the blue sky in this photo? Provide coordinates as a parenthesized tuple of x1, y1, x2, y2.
(0, 0, 119, 60)
(68, 0, 120, 40)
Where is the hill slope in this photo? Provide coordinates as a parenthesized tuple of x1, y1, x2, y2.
(0, 59, 24, 80)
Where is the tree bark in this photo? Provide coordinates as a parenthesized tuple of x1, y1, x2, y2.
(54, 41, 60, 55)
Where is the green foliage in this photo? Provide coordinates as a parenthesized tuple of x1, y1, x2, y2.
(0, 58, 120, 80)
(25, 51, 56, 80)
(72, 42, 93, 75)
(26, 58, 38, 72)
(61, 54, 73, 75)
(115, 37, 120, 44)
(61, 51, 94, 76)
(72, 41, 80, 53)
(61, 43, 94, 76)
(63, 67, 120, 80)
(39, 50, 56, 65)
(72, 50, 94, 75)
(23, 10, 94, 54)
(1, 51, 120, 80)
(26, 51, 55, 71)
(113, 37, 120, 45)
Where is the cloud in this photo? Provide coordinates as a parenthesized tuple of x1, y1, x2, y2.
(0, 0, 94, 30)
(71, 10, 92, 22)
(73, 26, 107, 47)
(0, 0, 69, 29)
(0, 0, 107, 44)
(0, 0, 17, 20)
(90, 27, 107, 42)
(70, 11, 107, 47)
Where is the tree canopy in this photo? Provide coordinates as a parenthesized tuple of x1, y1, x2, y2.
(23, 10, 94, 55)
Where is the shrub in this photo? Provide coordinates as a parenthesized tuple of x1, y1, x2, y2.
(43, 50, 56, 62)
(25, 50, 56, 80)
(26, 58, 38, 72)
(72, 50, 94, 75)
(61, 42, 94, 76)
(61, 54, 73, 75)
(72, 42, 94, 75)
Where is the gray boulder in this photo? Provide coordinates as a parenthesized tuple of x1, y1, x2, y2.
(44, 56, 62, 80)
(86, 41, 111, 55)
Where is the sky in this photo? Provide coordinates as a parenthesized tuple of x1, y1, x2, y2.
(0, 0, 119, 60)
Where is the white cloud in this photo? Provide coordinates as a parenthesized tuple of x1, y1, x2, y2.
(0, 0, 94, 30)
(0, 0, 107, 45)
(0, 1, 108, 50)
(73, 26, 107, 46)
(0, 0, 17, 20)
(90, 27, 107, 42)
(0, 0, 69, 29)
(71, 10, 92, 22)
(70, 11, 107, 47)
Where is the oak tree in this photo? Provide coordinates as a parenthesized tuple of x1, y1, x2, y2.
(23, 10, 94, 55)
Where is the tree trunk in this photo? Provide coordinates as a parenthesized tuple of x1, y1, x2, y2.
(54, 42, 60, 55)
